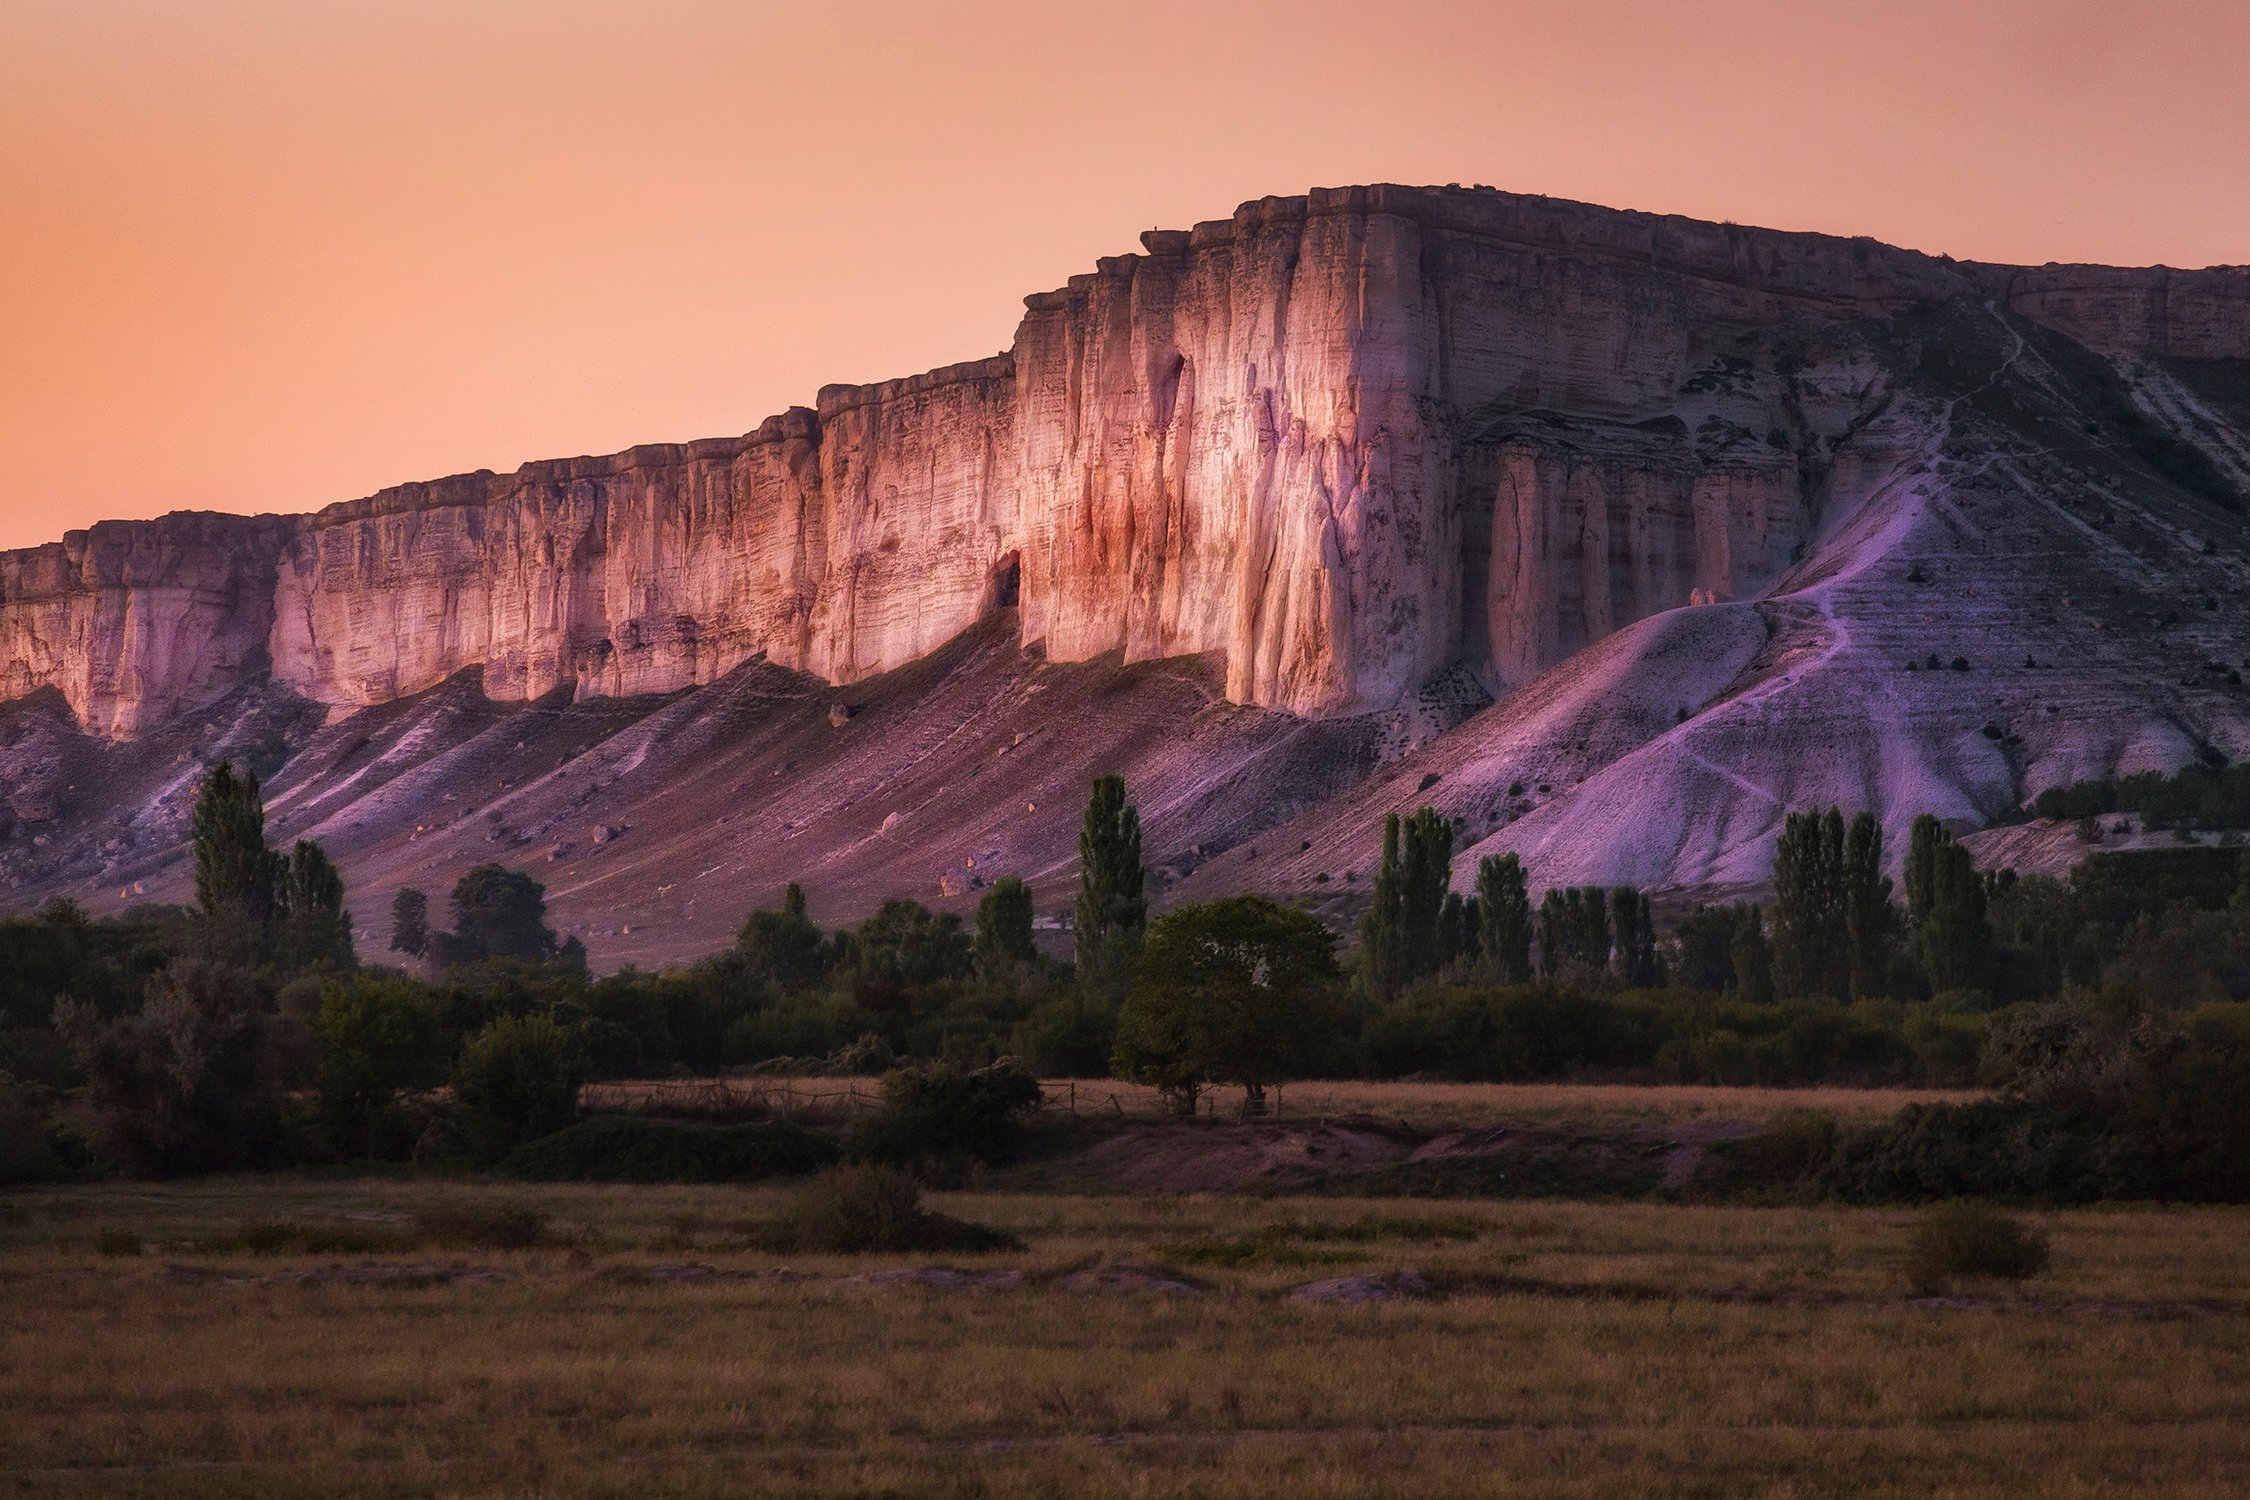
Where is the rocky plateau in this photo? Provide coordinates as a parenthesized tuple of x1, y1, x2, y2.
(5, 184, 2250, 964)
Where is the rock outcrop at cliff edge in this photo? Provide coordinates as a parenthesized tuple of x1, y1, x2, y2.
(9, 183, 2249, 742)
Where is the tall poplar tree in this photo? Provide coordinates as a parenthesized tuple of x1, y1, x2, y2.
(1075, 774, 1146, 1000)
(1611, 887, 1661, 987)
(1399, 807, 1453, 977)
(189, 760, 284, 957)
(1772, 808, 1848, 999)
(1842, 812, 1894, 998)
(1476, 853, 1533, 982)
(280, 839, 355, 971)
(1904, 813, 1946, 929)
(1359, 813, 1406, 1002)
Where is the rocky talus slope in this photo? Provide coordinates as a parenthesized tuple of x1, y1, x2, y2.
(4, 185, 2249, 961)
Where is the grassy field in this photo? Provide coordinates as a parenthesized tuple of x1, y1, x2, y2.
(5, 1174, 2249, 1497)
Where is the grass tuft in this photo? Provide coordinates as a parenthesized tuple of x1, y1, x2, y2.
(759, 1166, 1020, 1254)
(1907, 1200, 2052, 1293)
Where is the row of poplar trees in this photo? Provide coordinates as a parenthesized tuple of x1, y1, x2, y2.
(190, 762, 355, 971)
(1356, 802, 1985, 1004)
(1766, 808, 1990, 999)
(1355, 805, 1662, 1001)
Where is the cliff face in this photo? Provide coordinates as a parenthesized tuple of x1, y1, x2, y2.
(0, 514, 290, 736)
(7, 185, 2250, 741)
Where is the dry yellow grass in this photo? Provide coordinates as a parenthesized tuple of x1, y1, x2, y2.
(4, 1179, 2247, 1497)
(584, 1075, 1983, 1129)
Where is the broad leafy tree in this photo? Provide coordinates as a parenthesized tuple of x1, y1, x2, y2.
(389, 888, 431, 960)
(735, 883, 831, 993)
(1113, 896, 1338, 1114)
(446, 864, 560, 965)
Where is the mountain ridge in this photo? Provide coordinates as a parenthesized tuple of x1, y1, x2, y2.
(4, 183, 2249, 961)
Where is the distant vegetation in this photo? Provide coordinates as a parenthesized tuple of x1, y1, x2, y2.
(5, 758, 2250, 1204)
(2007, 757, 2250, 831)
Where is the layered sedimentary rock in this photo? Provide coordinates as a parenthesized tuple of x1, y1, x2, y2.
(0, 514, 290, 736)
(7, 184, 2250, 740)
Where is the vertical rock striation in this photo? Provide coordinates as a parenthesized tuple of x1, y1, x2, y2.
(6, 185, 2250, 739)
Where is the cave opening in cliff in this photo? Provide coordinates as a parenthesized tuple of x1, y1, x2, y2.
(989, 550, 1021, 611)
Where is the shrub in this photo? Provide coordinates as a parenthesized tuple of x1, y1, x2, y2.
(849, 1059, 1043, 1167)
(452, 1014, 587, 1162)
(53, 960, 288, 1176)
(0, 1074, 86, 1185)
(310, 975, 449, 1159)
(1906, 1201, 2051, 1293)
(722, 993, 861, 1068)
(1009, 995, 1116, 1077)
(1359, 986, 1493, 1078)
(410, 1205, 550, 1250)
(762, 1165, 1019, 1254)
(504, 1114, 836, 1183)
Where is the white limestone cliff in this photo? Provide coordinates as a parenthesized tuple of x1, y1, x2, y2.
(5, 184, 2248, 739)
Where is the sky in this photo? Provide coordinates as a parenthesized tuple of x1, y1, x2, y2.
(3, 0, 2248, 550)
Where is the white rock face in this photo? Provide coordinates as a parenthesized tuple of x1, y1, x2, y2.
(6, 184, 2250, 739)
(0, 515, 289, 736)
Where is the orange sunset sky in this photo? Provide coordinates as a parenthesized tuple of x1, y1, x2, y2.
(4, 0, 2248, 552)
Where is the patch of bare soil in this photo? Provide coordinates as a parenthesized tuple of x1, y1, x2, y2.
(1054, 1262, 1206, 1295)
(1063, 1121, 1416, 1193)
(1287, 1270, 1434, 1304)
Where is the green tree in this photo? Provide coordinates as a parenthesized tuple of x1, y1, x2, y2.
(1905, 813, 1947, 928)
(1113, 897, 1338, 1115)
(1437, 891, 1478, 970)
(1731, 904, 1775, 1004)
(973, 877, 1037, 983)
(452, 1013, 586, 1161)
(1843, 812, 1895, 998)
(446, 865, 559, 966)
(1399, 807, 1453, 975)
(389, 888, 430, 960)
(1920, 836, 1992, 992)
(735, 883, 831, 993)
(189, 761, 283, 956)
(1476, 853, 1533, 982)
(1538, 887, 1611, 974)
(1075, 775, 1146, 999)
(1359, 813, 1407, 1001)
(1673, 904, 1739, 992)
(310, 974, 447, 1158)
(853, 900, 973, 988)
(53, 959, 282, 1176)
(1772, 808, 1848, 999)
(1361, 806, 1453, 1000)
(279, 839, 354, 972)
(1611, 887, 1661, 986)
